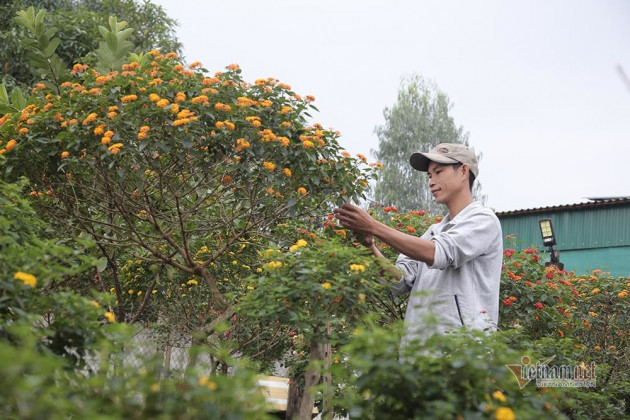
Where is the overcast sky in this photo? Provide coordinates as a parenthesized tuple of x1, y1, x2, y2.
(152, 0, 630, 212)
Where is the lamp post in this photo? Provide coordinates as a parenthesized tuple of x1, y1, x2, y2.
(538, 219, 564, 270)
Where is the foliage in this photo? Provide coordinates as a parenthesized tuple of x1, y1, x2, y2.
(499, 241, 629, 418)
(0, 321, 272, 419)
(0, 175, 273, 419)
(0, 0, 182, 92)
(336, 321, 564, 420)
(372, 74, 486, 213)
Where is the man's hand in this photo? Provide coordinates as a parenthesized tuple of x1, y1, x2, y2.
(354, 231, 375, 248)
(333, 203, 375, 234)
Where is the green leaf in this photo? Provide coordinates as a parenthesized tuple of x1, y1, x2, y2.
(96, 258, 108, 272)
(43, 37, 61, 57)
(0, 85, 9, 104)
(10, 89, 26, 110)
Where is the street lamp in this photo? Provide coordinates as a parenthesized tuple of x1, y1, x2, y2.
(538, 219, 564, 270)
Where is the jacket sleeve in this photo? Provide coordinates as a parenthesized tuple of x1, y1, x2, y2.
(391, 253, 423, 295)
(430, 211, 501, 270)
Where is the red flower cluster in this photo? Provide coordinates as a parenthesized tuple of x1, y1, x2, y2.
(383, 206, 398, 213)
(503, 296, 517, 306)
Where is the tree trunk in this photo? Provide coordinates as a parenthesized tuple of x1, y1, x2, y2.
(322, 323, 333, 420)
(297, 338, 325, 420)
(286, 378, 301, 420)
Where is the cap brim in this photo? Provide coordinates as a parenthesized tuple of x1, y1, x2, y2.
(409, 152, 458, 172)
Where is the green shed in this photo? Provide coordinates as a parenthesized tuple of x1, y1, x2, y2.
(496, 197, 630, 278)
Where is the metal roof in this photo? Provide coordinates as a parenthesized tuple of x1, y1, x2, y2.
(496, 197, 630, 217)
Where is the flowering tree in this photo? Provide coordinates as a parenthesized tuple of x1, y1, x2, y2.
(0, 8, 378, 353)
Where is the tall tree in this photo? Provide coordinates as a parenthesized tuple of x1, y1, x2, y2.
(372, 74, 486, 214)
(0, 0, 182, 92)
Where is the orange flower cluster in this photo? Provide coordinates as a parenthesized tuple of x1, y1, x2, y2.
(503, 296, 517, 306)
(102, 130, 114, 146)
(202, 77, 220, 86)
(122, 62, 140, 71)
(174, 92, 186, 103)
(137, 126, 150, 140)
(82, 113, 98, 126)
(108, 142, 123, 154)
(236, 138, 250, 152)
(246, 116, 262, 127)
(173, 109, 197, 127)
(121, 94, 138, 103)
(71, 63, 89, 74)
(215, 120, 235, 130)
(236, 96, 255, 107)
(213, 102, 230, 111)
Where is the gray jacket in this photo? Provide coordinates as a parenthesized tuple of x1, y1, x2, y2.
(393, 201, 503, 341)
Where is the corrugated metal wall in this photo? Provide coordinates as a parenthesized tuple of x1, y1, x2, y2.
(497, 203, 630, 277)
(499, 205, 630, 251)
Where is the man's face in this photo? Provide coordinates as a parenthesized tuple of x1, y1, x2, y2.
(427, 161, 467, 205)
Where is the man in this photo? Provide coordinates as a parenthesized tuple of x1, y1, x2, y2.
(334, 143, 502, 342)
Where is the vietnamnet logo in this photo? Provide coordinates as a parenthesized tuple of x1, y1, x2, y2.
(506, 355, 597, 389)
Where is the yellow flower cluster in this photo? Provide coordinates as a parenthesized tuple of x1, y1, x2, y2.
(619, 290, 628, 298)
(297, 187, 307, 195)
(104, 311, 116, 323)
(494, 407, 515, 420)
(198, 376, 218, 390)
(322, 282, 332, 290)
(263, 161, 275, 171)
(350, 264, 365, 273)
(289, 239, 308, 252)
(14, 271, 37, 287)
(265, 261, 283, 270)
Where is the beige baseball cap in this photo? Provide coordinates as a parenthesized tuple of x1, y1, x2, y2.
(409, 143, 478, 177)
